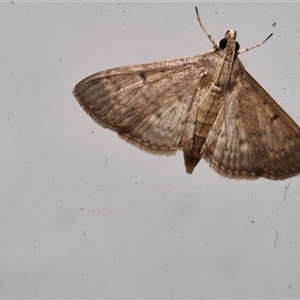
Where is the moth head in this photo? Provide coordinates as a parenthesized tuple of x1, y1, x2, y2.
(219, 29, 240, 52)
(224, 29, 237, 40)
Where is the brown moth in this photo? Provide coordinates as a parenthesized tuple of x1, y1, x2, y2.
(73, 7, 300, 180)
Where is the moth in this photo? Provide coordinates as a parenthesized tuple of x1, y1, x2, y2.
(73, 7, 300, 180)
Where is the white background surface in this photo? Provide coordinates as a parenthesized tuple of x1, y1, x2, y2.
(1, 1, 300, 298)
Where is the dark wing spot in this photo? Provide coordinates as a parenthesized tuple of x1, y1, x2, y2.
(270, 113, 279, 123)
(239, 138, 245, 145)
(139, 72, 146, 82)
(110, 80, 122, 90)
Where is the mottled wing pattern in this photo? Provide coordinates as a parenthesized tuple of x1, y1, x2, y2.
(201, 65, 300, 180)
(74, 54, 213, 155)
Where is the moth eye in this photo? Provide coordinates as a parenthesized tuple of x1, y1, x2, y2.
(219, 39, 240, 52)
(219, 38, 227, 49)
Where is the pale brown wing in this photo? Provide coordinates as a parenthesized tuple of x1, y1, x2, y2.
(201, 67, 300, 180)
(74, 54, 215, 155)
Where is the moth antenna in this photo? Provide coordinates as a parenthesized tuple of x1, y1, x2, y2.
(238, 33, 273, 55)
(195, 6, 218, 50)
